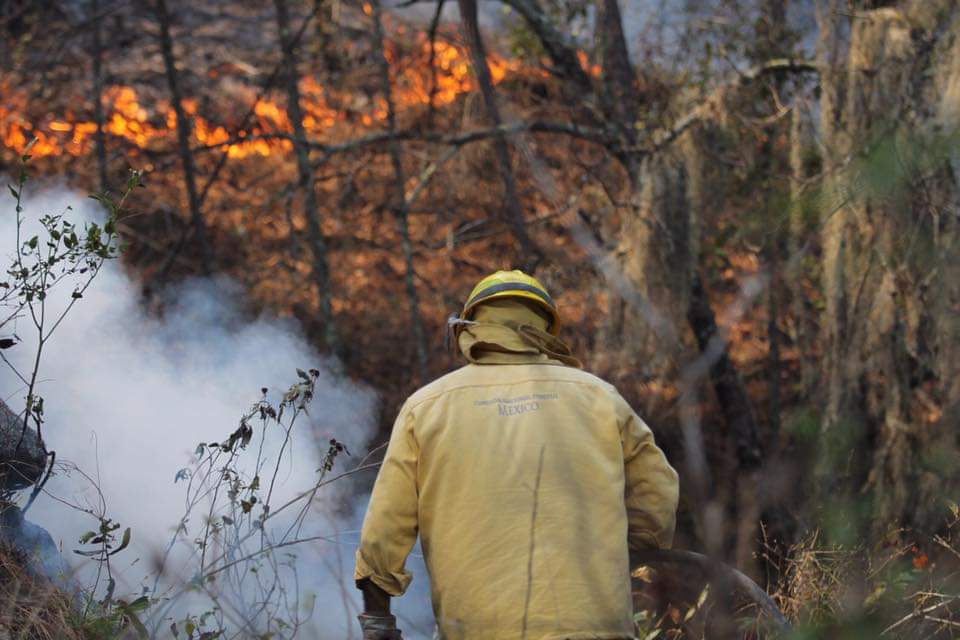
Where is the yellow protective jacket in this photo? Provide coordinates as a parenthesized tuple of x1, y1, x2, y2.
(355, 301, 679, 640)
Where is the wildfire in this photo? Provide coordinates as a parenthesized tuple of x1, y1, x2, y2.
(1, 37, 522, 161)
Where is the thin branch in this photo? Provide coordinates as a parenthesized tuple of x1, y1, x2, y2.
(497, 0, 592, 92)
(192, 121, 612, 160)
(404, 145, 462, 208)
(642, 59, 819, 155)
(881, 596, 958, 635)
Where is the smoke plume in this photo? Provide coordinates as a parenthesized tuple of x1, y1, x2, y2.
(0, 184, 434, 638)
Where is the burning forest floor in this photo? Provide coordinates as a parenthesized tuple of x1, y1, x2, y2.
(3, 11, 624, 432)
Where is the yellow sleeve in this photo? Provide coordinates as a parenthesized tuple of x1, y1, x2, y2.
(617, 394, 679, 550)
(354, 405, 419, 596)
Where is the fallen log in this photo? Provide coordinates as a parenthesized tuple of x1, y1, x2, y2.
(632, 548, 791, 634)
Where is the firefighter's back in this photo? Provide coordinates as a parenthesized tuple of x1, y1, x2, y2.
(407, 362, 636, 640)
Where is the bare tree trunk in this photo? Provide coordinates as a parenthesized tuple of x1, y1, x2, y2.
(370, 0, 428, 381)
(766, 256, 782, 440)
(312, 0, 340, 81)
(90, 0, 108, 193)
(154, 0, 213, 274)
(815, 0, 847, 429)
(788, 104, 816, 395)
(457, 0, 541, 271)
(687, 271, 763, 573)
(816, 1, 960, 535)
(424, 0, 446, 129)
(611, 122, 765, 566)
(273, 0, 339, 354)
(614, 148, 693, 377)
(596, 0, 640, 172)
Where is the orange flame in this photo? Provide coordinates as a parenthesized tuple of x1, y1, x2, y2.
(1, 39, 522, 160)
(577, 50, 602, 78)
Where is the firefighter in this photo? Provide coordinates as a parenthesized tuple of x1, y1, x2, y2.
(354, 270, 679, 640)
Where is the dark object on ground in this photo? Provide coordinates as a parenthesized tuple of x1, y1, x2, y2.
(633, 548, 791, 634)
(0, 525, 82, 640)
(0, 503, 68, 585)
(0, 399, 46, 491)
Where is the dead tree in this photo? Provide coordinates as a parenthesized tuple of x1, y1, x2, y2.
(153, 0, 213, 273)
(273, 0, 340, 354)
(90, 0, 108, 193)
(458, 0, 542, 271)
(370, 0, 429, 380)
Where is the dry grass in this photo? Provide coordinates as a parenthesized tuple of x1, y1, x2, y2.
(769, 511, 960, 639)
(775, 530, 861, 624)
(0, 544, 84, 640)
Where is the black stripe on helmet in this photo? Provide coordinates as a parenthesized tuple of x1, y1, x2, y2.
(468, 282, 556, 310)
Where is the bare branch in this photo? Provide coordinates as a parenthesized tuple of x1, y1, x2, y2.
(643, 58, 819, 155)
(497, 0, 593, 92)
(193, 121, 613, 158)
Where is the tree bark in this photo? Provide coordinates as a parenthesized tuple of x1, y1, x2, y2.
(370, 0, 429, 381)
(816, 0, 848, 428)
(457, 0, 542, 270)
(154, 0, 213, 274)
(755, 0, 791, 446)
(424, 0, 446, 128)
(787, 104, 816, 396)
(817, 1, 960, 534)
(596, 0, 640, 166)
(90, 0, 108, 193)
(689, 270, 764, 571)
(607, 120, 765, 564)
(273, 0, 340, 354)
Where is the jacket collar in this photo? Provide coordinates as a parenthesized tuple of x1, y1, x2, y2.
(457, 300, 581, 368)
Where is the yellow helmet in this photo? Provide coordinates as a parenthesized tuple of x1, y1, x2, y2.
(460, 270, 560, 335)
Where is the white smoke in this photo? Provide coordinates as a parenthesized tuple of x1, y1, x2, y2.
(0, 184, 434, 638)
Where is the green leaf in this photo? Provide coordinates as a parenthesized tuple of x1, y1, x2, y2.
(127, 595, 150, 613)
(109, 527, 131, 556)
